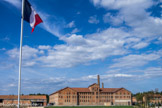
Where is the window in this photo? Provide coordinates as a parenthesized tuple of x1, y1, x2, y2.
(0, 99, 3, 103)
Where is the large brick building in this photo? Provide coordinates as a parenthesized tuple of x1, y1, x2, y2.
(143, 94, 162, 104)
(49, 75, 131, 106)
(0, 95, 47, 107)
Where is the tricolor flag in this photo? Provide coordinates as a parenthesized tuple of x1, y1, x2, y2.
(24, 0, 43, 32)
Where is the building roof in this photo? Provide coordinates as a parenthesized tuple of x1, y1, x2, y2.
(50, 87, 125, 95)
(50, 87, 72, 95)
(100, 88, 121, 93)
(0, 95, 46, 100)
(72, 88, 90, 92)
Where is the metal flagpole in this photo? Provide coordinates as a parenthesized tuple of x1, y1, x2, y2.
(18, 0, 25, 108)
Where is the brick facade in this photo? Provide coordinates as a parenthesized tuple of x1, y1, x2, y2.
(49, 75, 131, 106)
(0, 95, 47, 107)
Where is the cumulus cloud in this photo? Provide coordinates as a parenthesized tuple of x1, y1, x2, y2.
(6, 21, 161, 68)
(7, 45, 39, 60)
(92, 0, 162, 42)
(6, 45, 42, 67)
(103, 13, 124, 26)
(7, 27, 135, 68)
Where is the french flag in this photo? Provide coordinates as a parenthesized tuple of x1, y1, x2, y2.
(24, 0, 43, 32)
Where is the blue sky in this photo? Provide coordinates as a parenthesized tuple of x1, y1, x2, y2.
(0, 0, 162, 95)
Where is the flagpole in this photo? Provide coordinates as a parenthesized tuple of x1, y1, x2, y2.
(18, 0, 25, 108)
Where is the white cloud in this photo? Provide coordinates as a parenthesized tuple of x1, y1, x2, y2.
(132, 42, 149, 49)
(110, 52, 161, 68)
(88, 15, 100, 24)
(38, 45, 52, 50)
(6, 45, 41, 67)
(71, 28, 79, 33)
(8, 83, 16, 87)
(103, 13, 123, 26)
(102, 74, 134, 78)
(65, 21, 75, 28)
(92, 0, 162, 50)
(7, 45, 39, 60)
(3, 0, 21, 8)
(7, 27, 130, 68)
(39, 12, 64, 37)
(91, 0, 152, 10)
(144, 67, 162, 75)
(4, 0, 162, 68)
(92, 0, 162, 39)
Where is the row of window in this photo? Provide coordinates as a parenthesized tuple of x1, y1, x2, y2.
(79, 92, 94, 95)
(65, 92, 76, 95)
(99, 96, 113, 98)
(99, 100, 111, 102)
(62, 92, 129, 96)
(79, 99, 111, 103)
(80, 100, 90, 102)
(116, 92, 130, 95)
(60, 95, 114, 99)
(115, 96, 131, 99)
(65, 100, 70, 102)
(79, 96, 92, 98)
(59, 96, 77, 98)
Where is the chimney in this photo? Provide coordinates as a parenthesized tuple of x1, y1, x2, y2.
(97, 75, 100, 88)
(102, 82, 104, 88)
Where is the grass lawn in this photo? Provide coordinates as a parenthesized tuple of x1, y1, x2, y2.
(46, 106, 134, 108)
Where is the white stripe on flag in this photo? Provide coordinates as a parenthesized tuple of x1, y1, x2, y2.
(30, 7, 36, 28)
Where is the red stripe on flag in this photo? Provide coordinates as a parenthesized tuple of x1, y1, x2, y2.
(31, 14, 43, 33)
